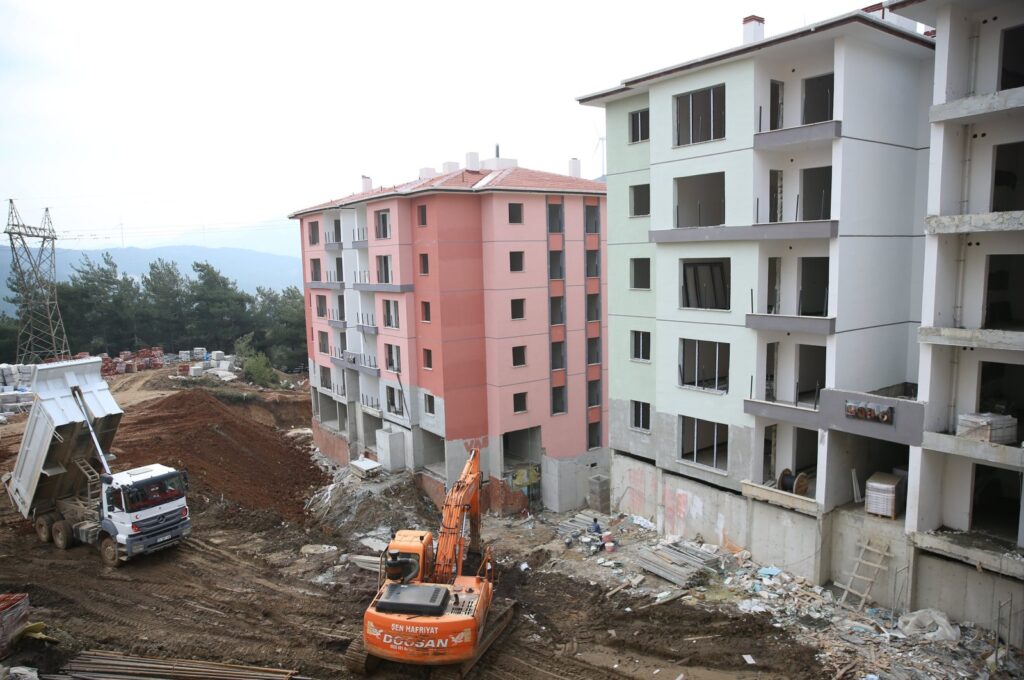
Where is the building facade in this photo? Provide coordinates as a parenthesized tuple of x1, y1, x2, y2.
(891, 0, 1024, 645)
(291, 156, 608, 513)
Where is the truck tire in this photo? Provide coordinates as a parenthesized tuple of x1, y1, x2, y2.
(52, 520, 75, 549)
(100, 536, 122, 568)
(35, 514, 55, 543)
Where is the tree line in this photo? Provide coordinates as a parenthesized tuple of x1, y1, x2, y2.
(0, 254, 306, 372)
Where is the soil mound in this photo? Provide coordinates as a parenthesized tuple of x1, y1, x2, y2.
(110, 389, 327, 518)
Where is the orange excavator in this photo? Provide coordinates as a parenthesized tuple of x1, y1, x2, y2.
(345, 449, 516, 677)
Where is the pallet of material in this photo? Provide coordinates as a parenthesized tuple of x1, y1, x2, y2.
(956, 413, 1018, 444)
(557, 512, 614, 537)
(42, 649, 305, 679)
(637, 542, 720, 587)
(349, 457, 382, 479)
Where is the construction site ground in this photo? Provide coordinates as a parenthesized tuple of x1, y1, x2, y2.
(2, 368, 996, 679)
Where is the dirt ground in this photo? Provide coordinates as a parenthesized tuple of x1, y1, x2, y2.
(0, 373, 826, 679)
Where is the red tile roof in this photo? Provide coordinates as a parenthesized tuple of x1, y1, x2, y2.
(289, 165, 604, 218)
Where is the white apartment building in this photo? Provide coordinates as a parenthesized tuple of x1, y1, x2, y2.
(581, 7, 938, 610)
(889, 0, 1024, 645)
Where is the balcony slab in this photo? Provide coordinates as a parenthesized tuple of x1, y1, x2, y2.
(753, 119, 842, 151)
(746, 313, 835, 335)
(918, 326, 1024, 351)
(929, 86, 1024, 124)
(922, 431, 1024, 467)
(924, 210, 1024, 234)
(744, 398, 822, 428)
(651, 220, 837, 243)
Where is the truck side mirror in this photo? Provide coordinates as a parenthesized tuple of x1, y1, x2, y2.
(179, 470, 190, 492)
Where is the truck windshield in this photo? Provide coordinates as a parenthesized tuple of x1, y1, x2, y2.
(124, 473, 185, 512)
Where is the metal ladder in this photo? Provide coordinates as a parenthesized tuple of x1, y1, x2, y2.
(74, 458, 101, 505)
(837, 537, 892, 611)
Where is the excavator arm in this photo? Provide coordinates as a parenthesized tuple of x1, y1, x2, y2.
(432, 449, 483, 584)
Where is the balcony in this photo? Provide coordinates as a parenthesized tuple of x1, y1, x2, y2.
(352, 269, 413, 294)
(924, 210, 1024, 235)
(740, 480, 818, 516)
(744, 397, 823, 428)
(651, 219, 837, 244)
(913, 530, 1024, 581)
(819, 386, 924, 446)
(753, 119, 842, 152)
(307, 270, 345, 290)
(341, 350, 380, 377)
(355, 312, 377, 335)
(360, 392, 381, 416)
(922, 431, 1024, 468)
(324, 230, 344, 251)
(918, 326, 1024, 351)
(326, 307, 346, 329)
(929, 85, 1024, 125)
(746, 313, 835, 335)
(352, 228, 368, 248)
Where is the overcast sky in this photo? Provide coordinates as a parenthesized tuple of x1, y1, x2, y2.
(1, 0, 865, 257)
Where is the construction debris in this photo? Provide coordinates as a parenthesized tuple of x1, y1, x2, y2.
(636, 541, 718, 587)
(0, 593, 29, 658)
(40, 649, 304, 679)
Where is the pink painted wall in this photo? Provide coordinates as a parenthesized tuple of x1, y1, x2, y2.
(300, 212, 334, 372)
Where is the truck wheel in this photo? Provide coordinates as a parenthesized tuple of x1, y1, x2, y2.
(35, 514, 55, 543)
(100, 536, 122, 568)
(52, 520, 75, 549)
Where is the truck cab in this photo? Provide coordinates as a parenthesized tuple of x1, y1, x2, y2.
(101, 464, 191, 563)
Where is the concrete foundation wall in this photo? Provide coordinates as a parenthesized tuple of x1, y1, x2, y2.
(829, 507, 912, 610)
(914, 553, 1024, 648)
(541, 447, 609, 513)
(312, 418, 350, 466)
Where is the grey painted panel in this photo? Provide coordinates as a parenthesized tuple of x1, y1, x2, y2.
(753, 120, 842, 150)
(307, 281, 345, 290)
(324, 242, 344, 251)
(327, 319, 347, 330)
(353, 283, 415, 293)
(743, 399, 823, 429)
(819, 388, 923, 446)
(746, 314, 835, 335)
(650, 220, 836, 243)
(352, 240, 369, 249)
(358, 324, 378, 335)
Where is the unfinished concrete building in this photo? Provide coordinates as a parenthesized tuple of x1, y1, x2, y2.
(290, 158, 608, 513)
(888, 0, 1024, 645)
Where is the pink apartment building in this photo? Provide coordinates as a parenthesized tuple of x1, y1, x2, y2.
(289, 154, 607, 513)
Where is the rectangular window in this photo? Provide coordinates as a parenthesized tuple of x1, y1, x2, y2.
(513, 392, 527, 413)
(550, 296, 565, 325)
(585, 204, 600, 234)
(680, 416, 728, 470)
(587, 379, 601, 407)
(509, 251, 524, 272)
(315, 295, 327, 318)
(423, 348, 433, 369)
(385, 343, 401, 373)
(629, 109, 650, 143)
(424, 393, 435, 414)
(376, 255, 392, 284)
(547, 203, 563, 233)
(320, 365, 332, 390)
(417, 204, 427, 226)
(549, 251, 564, 279)
(552, 386, 566, 415)
(335, 257, 344, 282)
(508, 202, 524, 224)
(386, 385, 404, 416)
(680, 258, 731, 309)
(551, 341, 566, 370)
(375, 210, 391, 239)
(630, 258, 651, 289)
(631, 330, 651, 361)
(676, 172, 725, 227)
(802, 73, 834, 125)
(511, 298, 525, 320)
(419, 253, 429, 275)
(586, 293, 600, 322)
(630, 184, 650, 217)
(421, 301, 431, 322)
(631, 400, 651, 431)
(512, 345, 527, 367)
(310, 258, 322, 282)
(337, 295, 346, 321)
(308, 220, 319, 245)
(332, 218, 341, 242)
(585, 250, 600, 278)
(383, 299, 400, 328)
(678, 338, 730, 392)
(675, 84, 726, 145)
(588, 421, 602, 449)
(801, 166, 832, 220)
(318, 331, 328, 354)
(769, 80, 784, 131)
(587, 337, 601, 365)
(1001, 24, 1024, 91)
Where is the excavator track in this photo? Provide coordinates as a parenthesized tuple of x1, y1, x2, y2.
(431, 598, 519, 679)
(344, 634, 377, 675)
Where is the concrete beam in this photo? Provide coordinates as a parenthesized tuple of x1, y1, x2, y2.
(922, 431, 1024, 469)
(929, 86, 1024, 124)
(746, 313, 835, 335)
(753, 120, 842, 151)
(743, 398, 823, 428)
(650, 220, 837, 243)
(918, 326, 1024, 351)
(820, 388, 925, 446)
(924, 210, 1024, 234)
(741, 480, 818, 516)
(913, 531, 1024, 580)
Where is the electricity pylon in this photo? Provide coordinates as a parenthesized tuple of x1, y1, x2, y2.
(5, 199, 70, 364)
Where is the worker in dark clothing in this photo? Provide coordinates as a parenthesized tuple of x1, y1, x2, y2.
(590, 517, 602, 534)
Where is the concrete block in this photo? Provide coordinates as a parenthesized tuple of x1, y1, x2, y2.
(375, 428, 406, 473)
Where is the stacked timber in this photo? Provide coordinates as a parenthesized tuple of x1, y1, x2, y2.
(637, 542, 720, 587)
(556, 512, 615, 537)
(43, 649, 304, 679)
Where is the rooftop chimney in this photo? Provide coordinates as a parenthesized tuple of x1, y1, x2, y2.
(743, 15, 764, 44)
(466, 152, 481, 171)
(568, 158, 581, 178)
(419, 167, 438, 180)
(361, 175, 372, 192)
(442, 161, 459, 173)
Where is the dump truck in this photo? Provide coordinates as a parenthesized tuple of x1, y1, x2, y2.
(346, 449, 516, 677)
(2, 357, 191, 566)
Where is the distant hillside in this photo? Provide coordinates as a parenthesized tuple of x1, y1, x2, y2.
(0, 245, 301, 315)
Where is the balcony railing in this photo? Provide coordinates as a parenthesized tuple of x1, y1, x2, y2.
(748, 288, 829, 317)
(356, 312, 376, 327)
(352, 227, 367, 242)
(327, 307, 345, 322)
(358, 353, 379, 369)
(360, 393, 380, 410)
(325, 229, 343, 244)
(324, 270, 344, 283)
(751, 375, 821, 410)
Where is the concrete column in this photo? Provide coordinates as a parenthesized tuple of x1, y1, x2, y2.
(942, 455, 973, 531)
